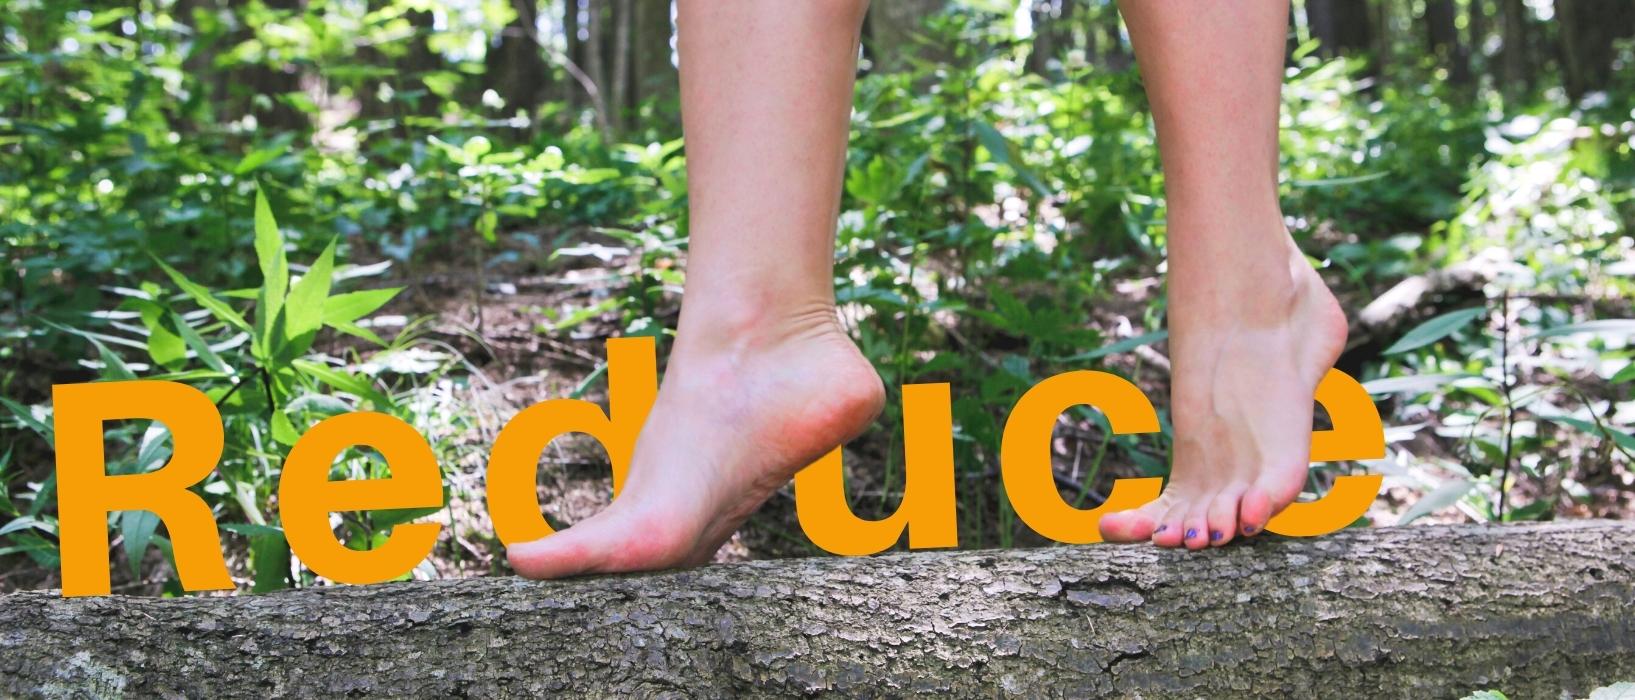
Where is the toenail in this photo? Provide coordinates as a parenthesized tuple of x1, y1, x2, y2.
(1210, 530, 1223, 541)
(1185, 528, 1198, 540)
(1155, 525, 1167, 534)
(1243, 525, 1258, 535)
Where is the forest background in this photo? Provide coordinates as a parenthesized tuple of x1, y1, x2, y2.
(2, 0, 1632, 595)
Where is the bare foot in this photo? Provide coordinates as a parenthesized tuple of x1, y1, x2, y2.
(506, 305, 885, 578)
(1099, 238, 1347, 549)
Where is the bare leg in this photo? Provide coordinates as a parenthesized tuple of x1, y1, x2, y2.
(507, 0, 882, 578)
(1099, 1, 1348, 548)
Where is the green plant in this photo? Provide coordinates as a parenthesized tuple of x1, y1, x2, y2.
(0, 186, 479, 592)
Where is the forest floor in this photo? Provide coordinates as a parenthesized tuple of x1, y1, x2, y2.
(3, 232, 1631, 594)
(311, 234, 1635, 585)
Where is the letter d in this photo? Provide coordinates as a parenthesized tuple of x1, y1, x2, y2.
(485, 336, 658, 545)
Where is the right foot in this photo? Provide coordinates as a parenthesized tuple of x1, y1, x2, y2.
(506, 304, 885, 578)
(1099, 238, 1348, 549)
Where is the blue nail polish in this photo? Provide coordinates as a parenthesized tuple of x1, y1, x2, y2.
(1244, 525, 1258, 535)
(1210, 530, 1223, 541)
(1155, 525, 1167, 534)
(1185, 528, 1198, 540)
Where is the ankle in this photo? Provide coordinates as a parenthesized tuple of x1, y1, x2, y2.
(674, 296, 844, 359)
(1171, 244, 1313, 328)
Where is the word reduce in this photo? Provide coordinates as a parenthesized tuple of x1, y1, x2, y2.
(52, 337, 1384, 596)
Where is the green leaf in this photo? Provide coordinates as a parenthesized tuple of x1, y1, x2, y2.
(0, 397, 52, 440)
(328, 320, 388, 346)
(974, 120, 1052, 198)
(1383, 307, 1486, 355)
(462, 135, 492, 161)
(0, 447, 16, 516)
(220, 522, 285, 538)
(532, 146, 565, 171)
(121, 510, 160, 578)
(1612, 363, 1635, 384)
(142, 369, 232, 383)
(1059, 330, 1168, 363)
(250, 532, 292, 594)
(89, 336, 137, 381)
(570, 363, 608, 400)
(422, 72, 459, 99)
(284, 237, 337, 342)
(554, 167, 622, 185)
(133, 300, 186, 370)
(171, 312, 232, 375)
(323, 288, 401, 326)
(1397, 479, 1473, 525)
(4, 530, 59, 568)
(271, 410, 300, 446)
(0, 515, 55, 538)
(481, 150, 526, 166)
(1539, 415, 1635, 452)
(1289, 172, 1391, 188)
(234, 146, 283, 175)
(292, 359, 393, 409)
(427, 134, 465, 162)
(135, 422, 172, 473)
(1528, 319, 1635, 341)
(155, 259, 253, 333)
(369, 501, 445, 530)
(27, 473, 55, 518)
(1362, 373, 1481, 396)
(254, 186, 290, 348)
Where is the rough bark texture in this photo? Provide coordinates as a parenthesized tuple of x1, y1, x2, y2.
(3, 521, 1634, 698)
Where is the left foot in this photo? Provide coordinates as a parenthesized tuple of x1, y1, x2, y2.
(1099, 236, 1347, 548)
(506, 303, 885, 578)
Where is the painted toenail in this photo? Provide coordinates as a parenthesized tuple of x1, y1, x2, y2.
(1243, 525, 1258, 535)
(1155, 525, 1167, 534)
(1185, 528, 1198, 539)
(1210, 530, 1223, 541)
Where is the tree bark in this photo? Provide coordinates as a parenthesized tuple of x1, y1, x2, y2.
(1556, 0, 1635, 100)
(3, 521, 1634, 698)
(223, 0, 308, 132)
(1306, 0, 1375, 60)
(631, 0, 677, 127)
(1498, 0, 1534, 98)
(485, 0, 551, 117)
(1468, 0, 1489, 79)
(1425, 0, 1472, 84)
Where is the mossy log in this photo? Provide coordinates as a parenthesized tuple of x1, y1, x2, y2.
(2, 521, 1633, 698)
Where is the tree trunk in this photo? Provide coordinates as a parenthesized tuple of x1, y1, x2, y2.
(631, 0, 677, 127)
(1468, 0, 1490, 80)
(609, 0, 633, 133)
(1096, 2, 1130, 72)
(563, 0, 583, 112)
(224, 0, 308, 133)
(583, 0, 612, 138)
(3, 522, 1634, 697)
(1306, 0, 1375, 61)
(1556, 0, 1635, 100)
(1425, 0, 1472, 84)
(1498, 0, 1534, 98)
(485, 0, 551, 118)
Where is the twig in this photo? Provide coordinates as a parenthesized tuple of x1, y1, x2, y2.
(1497, 291, 1515, 519)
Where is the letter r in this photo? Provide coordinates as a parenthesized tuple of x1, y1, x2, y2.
(54, 380, 233, 596)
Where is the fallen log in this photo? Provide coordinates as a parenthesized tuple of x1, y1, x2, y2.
(2, 521, 1633, 698)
